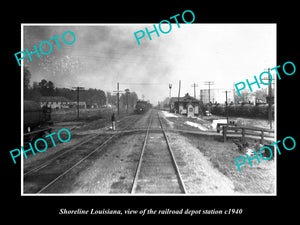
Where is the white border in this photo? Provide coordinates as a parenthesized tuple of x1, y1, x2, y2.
(21, 23, 277, 196)
(21, 24, 24, 190)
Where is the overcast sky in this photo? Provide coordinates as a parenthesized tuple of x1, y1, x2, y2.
(23, 24, 276, 104)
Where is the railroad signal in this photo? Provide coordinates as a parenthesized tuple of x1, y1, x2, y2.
(169, 84, 172, 112)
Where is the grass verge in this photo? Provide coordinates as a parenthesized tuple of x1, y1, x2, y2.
(182, 134, 276, 194)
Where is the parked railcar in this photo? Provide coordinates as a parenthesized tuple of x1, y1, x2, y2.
(24, 100, 52, 133)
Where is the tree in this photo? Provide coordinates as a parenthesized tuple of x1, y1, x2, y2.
(253, 89, 268, 102)
(24, 66, 31, 99)
(119, 90, 138, 110)
(107, 91, 117, 106)
(38, 79, 55, 96)
(55, 87, 76, 101)
(98, 90, 106, 106)
(129, 92, 138, 108)
(79, 88, 106, 108)
(234, 89, 251, 104)
(47, 81, 55, 96)
(24, 81, 42, 101)
(24, 66, 31, 90)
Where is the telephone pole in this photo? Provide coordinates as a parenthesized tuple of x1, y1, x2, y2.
(204, 81, 215, 104)
(204, 81, 215, 114)
(191, 83, 199, 99)
(113, 82, 124, 115)
(72, 86, 85, 120)
(261, 68, 275, 129)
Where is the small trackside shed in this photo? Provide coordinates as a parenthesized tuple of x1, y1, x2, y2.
(170, 93, 201, 117)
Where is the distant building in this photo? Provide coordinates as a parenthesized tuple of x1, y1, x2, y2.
(200, 89, 234, 105)
(70, 101, 86, 109)
(40, 96, 86, 109)
(170, 93, 201, 117)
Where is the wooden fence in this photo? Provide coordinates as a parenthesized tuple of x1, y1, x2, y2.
(222, 125, 275, 144)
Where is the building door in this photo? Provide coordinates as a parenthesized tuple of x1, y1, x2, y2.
(187, 104, 194, 117)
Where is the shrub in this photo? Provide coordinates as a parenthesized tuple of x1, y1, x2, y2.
(211, 105, 273, 119)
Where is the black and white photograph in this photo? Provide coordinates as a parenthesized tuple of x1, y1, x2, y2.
(4, 5, 298, 220)
(21, 24, 277, 195)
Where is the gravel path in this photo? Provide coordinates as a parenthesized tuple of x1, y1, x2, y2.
(66, 133, 144, 194)
(167, 132, 235, 194)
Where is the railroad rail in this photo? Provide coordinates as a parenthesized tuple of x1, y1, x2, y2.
(130, 110, 186, 194)
(23, 115, 141, 194)
(24, 116, 137, 177)
(23, 127, 53, 144)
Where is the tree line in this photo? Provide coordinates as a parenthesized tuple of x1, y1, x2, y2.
(24, 67, 139, 109)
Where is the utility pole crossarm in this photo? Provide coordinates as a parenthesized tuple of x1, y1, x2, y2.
(112, 82, 125, 116)
(203, 81, 215, 104)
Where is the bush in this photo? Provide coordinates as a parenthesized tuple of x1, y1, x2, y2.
(211, 105, 273, 119)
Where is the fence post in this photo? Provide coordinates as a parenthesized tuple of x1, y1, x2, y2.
(261, 130, 264, 144)
(223, 126, 227, 142)
(241, 128, 245, 145)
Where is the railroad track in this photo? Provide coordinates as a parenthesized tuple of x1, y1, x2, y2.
(130, 110, 186, 194)
(23, 114, 143, 194)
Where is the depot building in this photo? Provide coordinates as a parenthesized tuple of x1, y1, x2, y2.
(170, 93, 201, 117)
